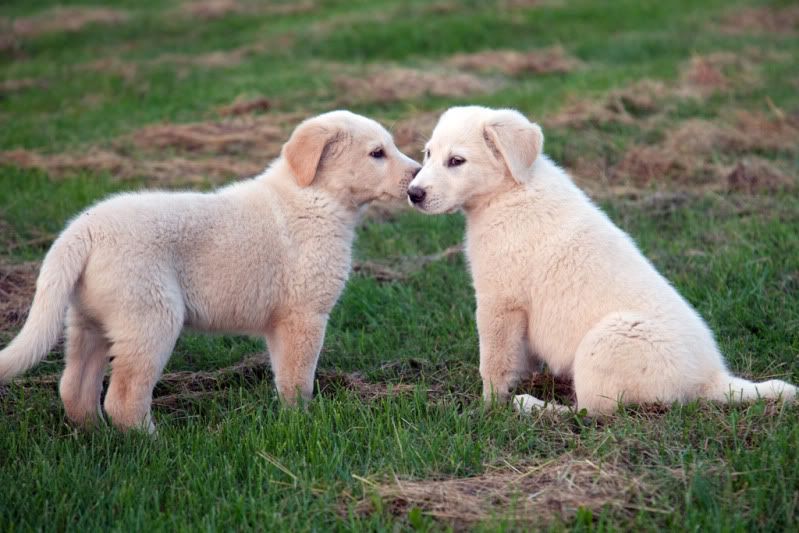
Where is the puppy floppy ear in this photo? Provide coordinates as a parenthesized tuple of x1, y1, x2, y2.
(482, 110, 544, 183)
(282, 121, 336, 187)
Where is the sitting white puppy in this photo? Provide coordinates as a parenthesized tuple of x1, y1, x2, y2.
(0, 110, 421, 432)
(407, 105, 796, 415)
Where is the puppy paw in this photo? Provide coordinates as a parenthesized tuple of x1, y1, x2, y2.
(513, 394, 568, 414)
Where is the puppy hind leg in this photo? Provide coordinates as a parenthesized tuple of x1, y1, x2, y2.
(572, 312, 687, 416)
(103, 315, 182, 434)
(59, 308, 110, 427)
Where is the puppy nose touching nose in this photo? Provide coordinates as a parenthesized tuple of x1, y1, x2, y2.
(408, 186, 426, 204)
(411, 167, 421, 178)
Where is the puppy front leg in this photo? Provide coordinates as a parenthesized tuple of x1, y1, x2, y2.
(476, 303, 528, 404)
(265, 312, 327, 405)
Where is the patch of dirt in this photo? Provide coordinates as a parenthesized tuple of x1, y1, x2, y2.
(351, 454, 649, 528)
(516, 372, 575, 405)
(0, 148, 263, 185)
(335, 68, 500, 105)
(720, 5, 799, 35)
(448, 46, 580, 76)
(353, 245, 463, 282)
(217, 96, 271, 116)
(11, 7, 129, 38)
(0, 262, 38, 335)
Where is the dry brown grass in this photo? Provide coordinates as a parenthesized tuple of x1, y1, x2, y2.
(351, 454, 652, 528)
(725, 158, 795, 194)
(130, 117, 285, 156)
(448, 46, 580, 76)
(611, 114, 797, 191)
(0, 78, 45, 94)
(549, 52, 766, 129)
(546, 80, 670, 128)
(177, 0, 315, 20)
(353, 245, 463, 282)
(0, 148, 263, 185)
(78, 58, 139, 83)
(721, 5, 799, 35)
(335, 68, 499, 105)
(217, 96, 272, 116)
(11, 6, 129, 38)
(0, 262, 38, 335)
(388, 112, 439, 158)
(0, 111, 309, 185)
(178, 0, 245, 19)
(16, 354, 419, 409)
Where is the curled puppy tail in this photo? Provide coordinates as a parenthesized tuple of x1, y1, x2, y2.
(0, 225, 91, 382)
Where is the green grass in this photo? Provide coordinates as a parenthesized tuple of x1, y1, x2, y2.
(1, 0, 798, 530)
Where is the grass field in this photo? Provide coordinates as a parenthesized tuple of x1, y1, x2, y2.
(1, 0, 798, 530)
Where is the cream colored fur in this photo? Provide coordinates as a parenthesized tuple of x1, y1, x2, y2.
(408, 106, 797, 415)
(0, 110, 421, 432)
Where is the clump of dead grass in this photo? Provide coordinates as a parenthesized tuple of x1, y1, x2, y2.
(725, 158, 794, 194)
(720, 5, 799, 35)
(546, 80, 670, 128)
(336, 68, 499, 105)
(611, 114, 797, 190)
(0, 112, 306, 185)
(78, 58, 139, 83)
(11, 6, 129, 38)
(178, 0, 245, 19)
(353, 245, 463, 282)
(0, 148, 263, 185)
(388, 112, 439, 158)
(448, 46, 581, 76)
(217, 96, 272, 116)
(0, 262, 38, 335)
(177, 0, 315, 20)
(351, 454, 650, 528)
(548, 51, 767, 129)
(130, 117, 285, 156)
(17, 354, 420, 410)
(0, 78, 46, 94)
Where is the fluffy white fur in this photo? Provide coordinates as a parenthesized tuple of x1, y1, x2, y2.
(408, 105, 797, 415)
(0, 110, 420, 432)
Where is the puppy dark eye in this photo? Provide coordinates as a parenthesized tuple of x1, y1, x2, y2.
(370, 148, 385, 159)
(447, 156, 465, 167)
(424, 149, 430, 159)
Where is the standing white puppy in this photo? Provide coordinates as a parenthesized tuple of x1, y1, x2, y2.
(407, 105, 796, 415)
(0, 110, 421, 432)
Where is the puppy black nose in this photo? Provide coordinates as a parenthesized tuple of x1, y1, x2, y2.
(411, 167, 421, 178)
(408, 186, 426, 204)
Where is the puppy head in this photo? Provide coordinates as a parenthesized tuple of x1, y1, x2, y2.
(407, 106, 543, 214)
(282, 110, 421, 206)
